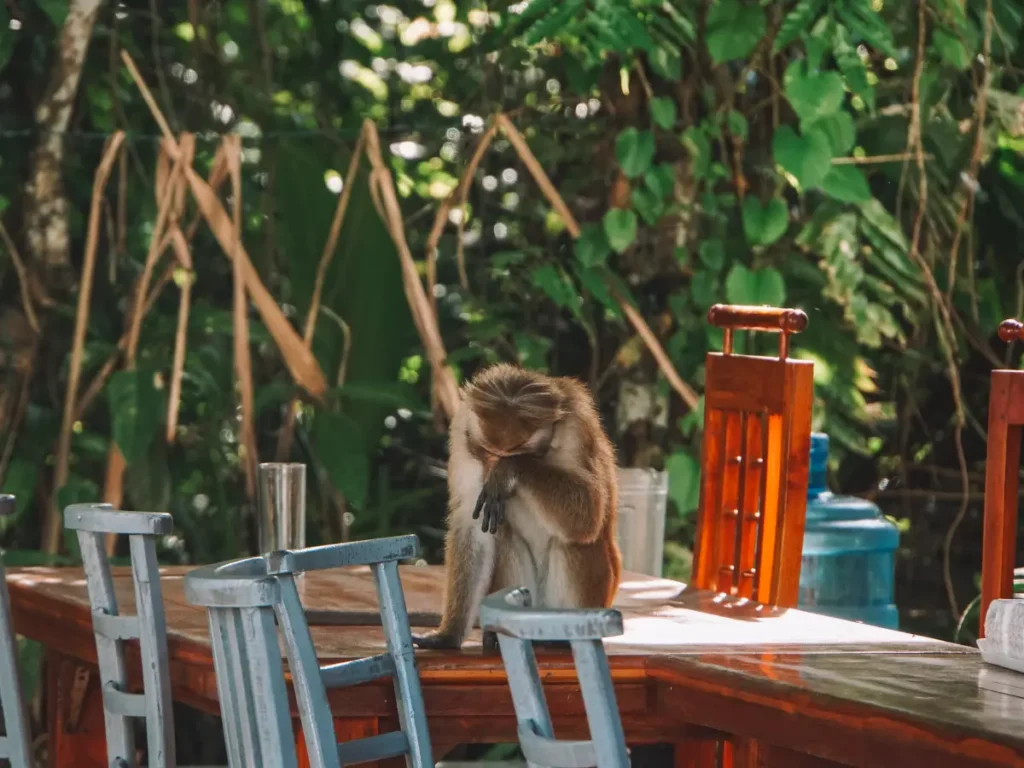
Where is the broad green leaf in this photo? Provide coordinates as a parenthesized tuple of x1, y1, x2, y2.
(726, 111, 749, 142)
(725, 264, 787, 306)
(514, 333, 553, 371)
(773, 125, 832, 189)
(666, 451, 701, 516)
(742, 197, 789, 246)
(835, 38, 876, 111)
(312, 410, 370, 509)
(531, 264, 581, 309)
(615, 128, 656, 178)
(648, 46, 682, 81)
(631, 186, 664, 226)
(706, 0, 766, 64)
(836, 0, 896, 57)
(575, 266, 623, 320)
(698, 239, 725, 270)
(107, 367, 166, 465)
(681, 127, 711, 179)
(804, 111, 856, 156)
(644, 164, 675, 199)
(821, 165, 871, 202)
(784, 61, 845, 123)
(651, 97, 677, 129)
(603, 209, 639, 253)
(691, 270, 720, 310)
(337, 381, 426, 412)
(774, 0, 825, 52)
(576, 223, 612, 268)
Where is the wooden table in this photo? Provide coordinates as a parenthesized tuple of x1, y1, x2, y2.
(7, 565, 1024, 768)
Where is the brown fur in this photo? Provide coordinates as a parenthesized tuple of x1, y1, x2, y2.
(413, 364, 622, 650)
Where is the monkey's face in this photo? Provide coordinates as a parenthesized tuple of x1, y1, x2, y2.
(464, 364, 564, 459)
(472, 406, 557, 458)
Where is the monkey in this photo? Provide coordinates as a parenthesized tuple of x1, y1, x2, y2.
(412, 363, 622, 651)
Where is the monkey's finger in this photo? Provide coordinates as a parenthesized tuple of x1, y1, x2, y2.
(480, 501, 491, 533)
(472, 493, 485, 520)
(489, 497, 503, 534)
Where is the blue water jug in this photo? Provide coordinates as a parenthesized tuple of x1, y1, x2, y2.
(797, 433, 900, 629)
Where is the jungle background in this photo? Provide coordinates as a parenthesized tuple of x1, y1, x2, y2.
(1, 0, 1023, 760)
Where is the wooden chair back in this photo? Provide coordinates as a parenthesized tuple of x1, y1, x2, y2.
(64, 502, 176, 768)
(479, 586, 629, 768)
(184, 536, 433, 768)
(980, 319, 1024, 637)
(0, 496, 32, 768)
(691, 304, 814, 607)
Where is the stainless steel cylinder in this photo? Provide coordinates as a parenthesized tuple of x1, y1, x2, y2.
(256, 462, 306, 554)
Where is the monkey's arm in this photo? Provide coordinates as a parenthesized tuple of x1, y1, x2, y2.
(502, 455, 606, 544)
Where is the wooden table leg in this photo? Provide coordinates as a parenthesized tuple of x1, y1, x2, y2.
(676, 738, 719, 768)
(46, 650, 109, 768)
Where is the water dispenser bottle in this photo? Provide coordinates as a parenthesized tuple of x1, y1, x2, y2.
(798, 433, 900, 628)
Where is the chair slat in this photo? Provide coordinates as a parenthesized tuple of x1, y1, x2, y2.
(102, 686, 148, 718)
(517, 725, 596, 768)
(90, 610, 140, 640)
(321, 654, 395, 689)
(336, 731, 410, 765)
(0, 514, 33, 768)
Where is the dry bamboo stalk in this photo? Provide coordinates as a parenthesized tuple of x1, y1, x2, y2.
(362, 119, 461, 420)
(165, 217, 195, 441)
(120, 49, 328, 399)
(46, 131, 126, 555)
(226, 136, 258, 498)
(276, 130, 366, 462)
(454, 119, 499, 291)
(0, 221, 40, 333)
(496, 114, 700, 411)
(115, 143, 127, 282)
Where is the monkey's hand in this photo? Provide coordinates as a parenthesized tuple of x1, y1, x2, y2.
(473, 458, 517, 534)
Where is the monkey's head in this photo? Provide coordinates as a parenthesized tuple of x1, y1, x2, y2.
(463, 364, 566, 458)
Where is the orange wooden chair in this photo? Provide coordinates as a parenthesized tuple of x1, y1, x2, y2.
(980, 318, 1024, 637)
(691, 304, 814, 606)
(678, 305, 814, 768)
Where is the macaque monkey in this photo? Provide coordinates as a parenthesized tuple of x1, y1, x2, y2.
(413, 363, 622, 650)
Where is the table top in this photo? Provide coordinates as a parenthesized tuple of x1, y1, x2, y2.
(9, 564, 1024, 767)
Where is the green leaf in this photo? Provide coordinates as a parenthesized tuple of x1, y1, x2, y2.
(576, 223, 612, 268)
(742, 197, 789, 246)
(575, 266, 623, 320)
(666, 451, 701, 516)
(836, 0, 896, 57)
(37, 0, 69, 26)
(725, 264, 787, 306)
(648, 46, 682, 81)
(312, 410, 370, 509)
(821, 165, 871, 202)
(615, 128, 656, 178)
(836, 36, 876, 111)
(644, 164, 675, 200)
(706, 0, 766, 64)
(784, 61, 846, 123)
(698, 239, 725, 270)
(691, 270, 720, 310)
(774, 0, 825, 52)
(651, 97, 677, 129)
(531, 264, 581, 310)
(773, 125, 833, 189)
(337, 381, 426, 412)
(726, 111, 749, 142)
(681, 127, 711, 180)
(804, 111, 856, 156)
(631, 186, 664, 226)
(107, 367, 165, 465)
(933, 26, 971, 69)
(603, 209, 639, 253)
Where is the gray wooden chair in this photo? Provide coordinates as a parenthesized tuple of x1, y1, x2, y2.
(0, 495, 32, 768)
(479, 587, 629, 768)
(182, 535, 433, 768)
(64, 502, 176, 768)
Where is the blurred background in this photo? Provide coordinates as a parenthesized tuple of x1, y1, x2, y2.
(0, 0, 1021, 719)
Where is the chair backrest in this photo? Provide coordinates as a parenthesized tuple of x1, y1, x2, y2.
(479, 586, 628, 768)
(980, 319, 1024, 637)
(690, 304, 814, 607)
(64, 502, 176, 768)
(184, 536, 433, 768)
(0, 495, 32, 768)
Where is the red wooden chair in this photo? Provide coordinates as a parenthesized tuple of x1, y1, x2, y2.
(980, 318, 1024, 637)
(691, 304, 814, 606)
(677, 305, 813, 768)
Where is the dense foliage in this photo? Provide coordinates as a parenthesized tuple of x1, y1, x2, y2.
(2, 0, 1024, 661)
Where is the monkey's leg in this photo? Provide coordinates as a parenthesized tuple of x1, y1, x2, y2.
(413, 523, 496, 650)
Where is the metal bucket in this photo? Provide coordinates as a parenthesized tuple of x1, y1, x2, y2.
(615, 468, 668, 577)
